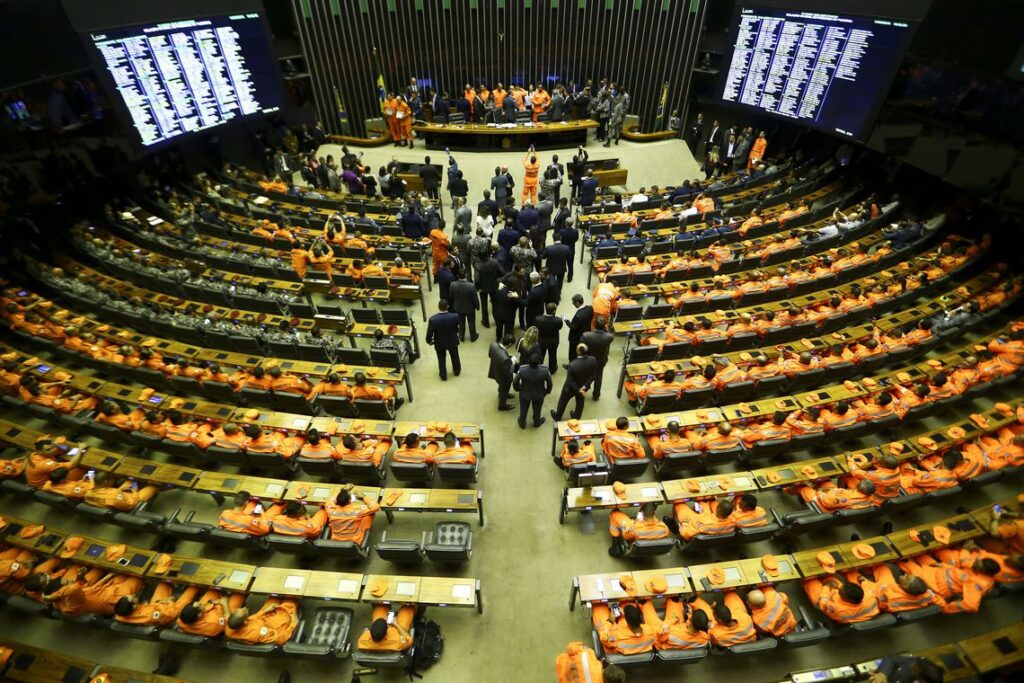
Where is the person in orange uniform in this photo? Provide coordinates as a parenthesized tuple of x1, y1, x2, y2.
(646, 420, 695, 460)
(670, 498, 736, 540)
(693, 193, 716, 214)
(899, 552, 999, 614)
(45, 570, 144, 617)
(391, 432, 438, 463)
(532, 85, 550, 122)
(390, 257, 420, 283)
(210, 422, 247, 451)
(591, 285, 618, 327)
(177, 590, 245, 637)
(796, 479, 876, 512)
(658, 596, 712, 650)
(271, 501, 328, 539)
(395, 95, 414, 146)
(803, 573, 880, 624)
(298, 429, 335, 460)
(383, 93, 401, 145)
(739, 209, 764, 236)
(522, 149, 541, 204)
(325, 487, 380, 544)
(268, 365, 311, 396)
(748, 131, 767, 170)
(290, 242, 310, 279)
(709, 592, 757, 647)
(560, 438, 597, 467)
(115, 581, 200, 627)
(867, 563, 946, 613)
(351, 371, 399, 403)
(686, 421, 741, 454)
(633, 369, 684, 404)
(492, 83, 507, 110)
(899, 457, 958, 495)
(844, 453, 901, 503)
(335, 433, 391, 468)
(555, 641, 606, 683)
(621, 502, 672, 544)
(601, 417, 646, 463)
(739, 411, 791, 448)
(218, 491, 276, 536)
(746, 588, 797, 637)
(429, 224, 450, 275)
(593, 600, 660, 655)
(24, 437, 85, 488)
(83, 478, 161, 512)
(730, 493, 768, 529)
(226, 596, 300, 645)
(432, 431, 477, 465)
(357, 603, 417, 651)
(305, 372, 351, 402)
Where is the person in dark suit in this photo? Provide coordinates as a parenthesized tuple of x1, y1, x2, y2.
(732, 134, 752, 172)
(533, 302, 563, 374)
(431, 89, 449, 123)
(580, 316, 614, 400)
(513, 354, 553, 428)
(448, 271, 480, 342)
(556, 206, 579, 282)
(425, 300, 461, 381)
(550, 344, 598, 421)
(419, 157, 441, 200)
(448, 170, 469, 206)
(487, 334, 517, 411)
(492, 276, 521, 342)
(436, 258, 457, 301)
(542, 233, 572, 297)
(565, 294, 594, 363)
(501, 95, 517, 124)
(489, 168, 510, 208)
(477, 189, 498, 221)
(687, 112, 705, 155)
(705, 119, 722, 149)
(474, 246, 502, 328)
(524, 272, 547, 329)
(579, 170, 599, 207)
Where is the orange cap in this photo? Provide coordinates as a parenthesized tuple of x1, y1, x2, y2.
(369, 578, 388, 597)
(21, 356, 39, 367)
(908, 529, 922, 543)
(775, 400, 790, 410)
(800, 465, 818, 479)
(152, 553, 172, 575)
(0, 647, 12, 668)
(739, 352, 753, 362)
(350, 420, 366, 434)
(59, 535, 83, 558)
(105, 544, 127, 562)
(707, 567, 727, 585)
(862, 377, 878, 388)
(888, 442, 906, 455)
(766, 472, 782, 484)
(0, 516, 6, 532)
(851, 543, 876, 560)
(384, 490, 402, 505)
(612, 481, 628, 499)
(690, 356, 704, 366)
(566, 419, 581, 432)
(848, 453, 869, 468)
(649, 361, 664, 373)
(969, 414, 990, 429)
(933, 526, 952, 544)
(695, 410, 713, 422)
(917, 437, 938, 451)
(19, 524, 45, 539)
(993, 402, 1012, 416)
(761, 554, 780, 576)
(925, 359, 943, 368)
(843, 380, 858, 391)
(896, 372, 912, 383)
(619, 574, 637, 595)
(646, 576, 668, 594)
(737, 403, 753, 415)
(435, 422, 451, 433)
(947, 426, 967, 440)
(647, 415, 663, 428)
(806, 393, 820, 403)
(816, 551, 837, 572)
(685, 480, 702, 493)
(243, 409, 261, 421)
(138, 387, 155, 401)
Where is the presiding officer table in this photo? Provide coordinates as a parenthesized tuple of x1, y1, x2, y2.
(413, 119, 598, 151)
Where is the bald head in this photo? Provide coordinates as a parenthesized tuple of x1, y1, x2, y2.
(747, 589, 766, 609)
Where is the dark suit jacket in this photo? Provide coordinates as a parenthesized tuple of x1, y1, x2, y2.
(534, 314, 564, 346)
(426, 311, 461, 349)
(475, 258, 503, 294)
(706, 125, 722, 147)
(492, 287, 519, 323)
(581, 328, 614, 366)
(568, 305, 594, 341)
(436, 268, 457, 301)
(419, 166, 441, 191)
(488, 342, 515, 383)
(562, 355, 598, 392)
(514, 363, 553, 400)
(477, 198, 498, 219)
(448, 280, 479, 315)
(580, 177, 599, 205)
(543, 243, 572, 276)
(525, 284, 547, 322)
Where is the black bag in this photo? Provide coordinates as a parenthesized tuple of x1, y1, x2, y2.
(406, 618, 443, 679)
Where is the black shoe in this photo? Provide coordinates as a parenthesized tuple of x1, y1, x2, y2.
(518, 419, 526, 429)
(593, 394, 600, 400)
(152, 650, 181, 676)
(470, 335, 479, 342)
(454, 370, 461, 376)
(393, 398, 406, 410)
(482, 321, 491, 328)
(498, 404, 515, 411)
(534, 417, 547, 427)
(459, 336, 465, 342)
(277, 673, 291, 683)
(440, 375, 447, 381)
(550, 410, 560, 421)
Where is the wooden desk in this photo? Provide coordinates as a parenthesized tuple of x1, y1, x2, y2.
(888, 512, 983, 559)
(917, 643, 977, 682)
(380, 488, 483, 526)
(250, 567, 313, 597)
(721, 397, 799, 423)
(113, 458, 202, 488)
(194, 472, 289, 500)
(661, 472, 758, 501)
(959, 622, 1024, 673)
(751, 456, 844, 488)
(81, 448, 124, 473)
(573, 571, 634, 609)
(689, 556, 800, 591)
(0, 517, 67, 556)
(303, 570, 364, 601)
(362, 574, 422, 604)
(283, 481, 380, 505)
(793, 536, 899, 579)
(394, 420, 484, 458)
(418, 576, 481, 612)
(160, 554, 255, 591)
(561, 483, 665, 523)
(232, 407, 311, 432)
(333, 418, 395, 438)
(555, 418, 606, 440)
(70, 536, 153, 575)
(0, 640, 98, 683)
(413, 119, 597, 151)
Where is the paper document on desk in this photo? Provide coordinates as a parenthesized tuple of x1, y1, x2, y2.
(396, 582, 417, 597)
(451, 584, 472, 599)
(641, 487, 659, 497)
(253, 196, 270, 205)
(338, 579, 359, 594)
(284, 575, 306, 590)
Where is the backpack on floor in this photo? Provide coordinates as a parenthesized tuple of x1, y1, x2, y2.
(406, 618, 443, 679)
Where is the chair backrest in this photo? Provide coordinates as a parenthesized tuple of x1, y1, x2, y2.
(318, 395, 356, 418)
(643, 303, 674, 320)
(389, 461, 434, 483)
(274, 391, 312, 413)
(436, 462, 477, 484)
(424, 522, 472, 563)
(297, 343, 332, 363)
(353, 399, 394, 420)
(638, 391, 678, 415)
(364, 276, 391, 290)
(350, 309, 382, 324)
(335, 348, 371, 365)
(369, 348, 403, 368)
(239, 386, 276, 408)
(625, 345, 660, 364)
(201, 380, 237, 403)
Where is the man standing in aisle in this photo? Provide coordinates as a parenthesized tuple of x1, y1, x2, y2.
(565, 294, 593, 364)
(425, 300, 461, 381)
(522, 146, 541, 205)
(687, 112, 705, 155)
(488, 334, 517, 411)
(514, 354, 553, 428)
(581, 316, 614, 400)
(551, 344, 598, 421)
(448, 271, 480, 343)
(419, 156, 440, 201)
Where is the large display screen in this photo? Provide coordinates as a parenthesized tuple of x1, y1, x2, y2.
(85, 13, 284, 148)
(719, 6, 917, 142)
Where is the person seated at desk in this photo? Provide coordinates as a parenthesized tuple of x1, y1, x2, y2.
(559, 438, 596, 467)
(268, 365, 311, 396)
(709, 592, 757, 647)
(83, 476, 161, 512)
(899, 552, 999, 614)
(819, 401, 860, 431)
(138, 410, 168, 438)
(613, 502, 672, 552)
(226, 596, 300, 645)
(863, 563, 946, 613)
(432, 431, 477, 465)
(95, 400, 143, 432)
(730, 493, 768, 529)
(891, 383, 931, 419)
(210, 422, 247, 451)
(593, 601, 660, 655)
(297, 428, 334, 460)
(922, 445, 984, 482)
(646, 420, 695, 460)
(22, 437, 85, 488)
(795, 479, 876, 512)
(556, 641, 625, 683)
(630, 369, 684, 405)
(241, 424, 287, 460)
(739, 411, 791, 448)
(685, 421, 741, 454)
(271, 500, 328, 539)
(357, 603, 417, 652)
(305, 372, 351, 401)
(177, 590, 245, 637)
(390, 257, 420, 283)
(164, 409, 211, 446)
(44, 569, 145, 617)
(251, 219, 278, 241)
(899, 456, 958, 494)
(746, 588, 797, 637)
(335, 433, 391, 467)
(803, 573, 880, 624)
(657, 596, 711, 650)
(853, 393, 896, 422)
(391, 432, 438, 464)
(351, 371, 403, 408)
(938, 540, 1024, 585)
(667, 498, 735, 540)
(41, 466, 94, 500)
(218, 491, 276, 536)
(115, 580, 200, 627)
(325, 486, 380, 544)
(0, 545, 38, 595)
(601, 418, 646, 463)
(844, 453, 901, 503)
